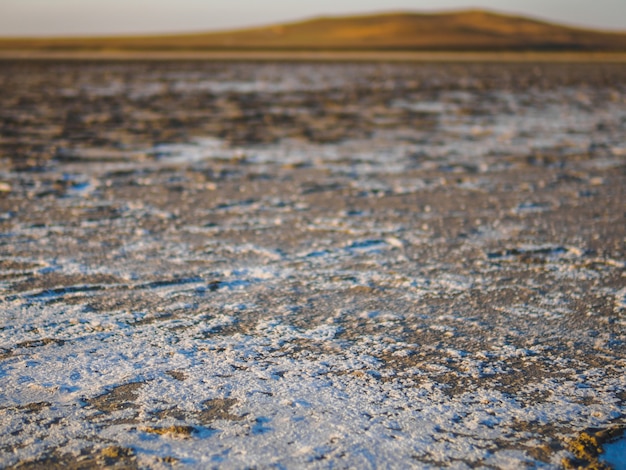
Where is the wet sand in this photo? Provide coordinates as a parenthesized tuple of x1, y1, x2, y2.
(0, 60, 625, 468)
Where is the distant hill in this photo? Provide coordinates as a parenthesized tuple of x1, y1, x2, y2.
(2, 10, 626, 52)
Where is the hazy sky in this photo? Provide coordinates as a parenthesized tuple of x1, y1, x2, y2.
(1, 0, 624, 37)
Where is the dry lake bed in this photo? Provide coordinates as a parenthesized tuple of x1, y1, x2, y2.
(0, 60, 625, 469)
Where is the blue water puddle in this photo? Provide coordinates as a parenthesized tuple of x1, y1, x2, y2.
(69, 181, 91, 191)
(139, 277, 204, 290)
(302, 239, 389, 261)
(601, 435, 626, 470)
(10, 276, 255, 304)
(214, 199, 258, 210)
(212, 279, 253, 291)
(346, 239, 388, 252)
(306, 250, 331, 258)
(13, 284, 112, 303)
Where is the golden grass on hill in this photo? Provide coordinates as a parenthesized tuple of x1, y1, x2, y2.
(1, 10, 626, 52)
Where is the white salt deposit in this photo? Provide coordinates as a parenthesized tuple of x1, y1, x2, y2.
(0, 62, 624, 468)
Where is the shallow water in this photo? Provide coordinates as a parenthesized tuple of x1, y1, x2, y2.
(0, 61, 625, 468)
(602, 435, 626, 470)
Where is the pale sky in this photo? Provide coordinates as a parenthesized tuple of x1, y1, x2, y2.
(0, 0, 624, 37)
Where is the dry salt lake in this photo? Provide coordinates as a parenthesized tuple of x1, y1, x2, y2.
(0, 60, 625, 468)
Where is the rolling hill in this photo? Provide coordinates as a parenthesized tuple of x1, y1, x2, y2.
(1, 10, 626, 52)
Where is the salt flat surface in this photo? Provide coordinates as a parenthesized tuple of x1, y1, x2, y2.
(0, 62, 625, 468)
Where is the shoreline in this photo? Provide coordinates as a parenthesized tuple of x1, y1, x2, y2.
(2, 49, 626, 62)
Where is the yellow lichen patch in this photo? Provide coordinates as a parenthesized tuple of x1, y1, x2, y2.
(100, 445, 134, 459)
(562, 426, 625, 470)
(141, 425, 196, 438)
(98, 446, 137, 468)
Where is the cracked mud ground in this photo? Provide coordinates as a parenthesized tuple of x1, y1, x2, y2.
(0, 60, 625, 468)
